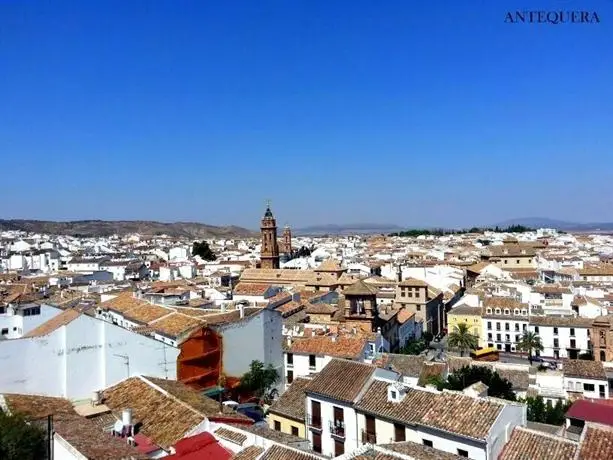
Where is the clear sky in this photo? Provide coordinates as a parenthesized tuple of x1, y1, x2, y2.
(1, 0, 612, 229)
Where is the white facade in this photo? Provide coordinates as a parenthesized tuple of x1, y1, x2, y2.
(0, 314, 179, 399)
(529, 324, 590, 359)
(564, 376, 609, 399)
(483, 311, 529, 353)
(0, 303, 63, 339)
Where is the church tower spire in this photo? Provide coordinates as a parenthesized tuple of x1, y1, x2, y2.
(260, 201, 280, 269)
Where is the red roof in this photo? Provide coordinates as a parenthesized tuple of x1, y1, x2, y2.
(566, 399, 613, 426)
(165, 432, 231, 460)
(133, 433, 160, 455)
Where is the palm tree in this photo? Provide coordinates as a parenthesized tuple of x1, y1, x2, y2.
(447, 323, 478, 357)
(517, 331, 544, 365)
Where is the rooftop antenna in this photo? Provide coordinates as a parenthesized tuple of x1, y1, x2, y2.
(157, 343, 169, 379)
(113, 354, 130, 378)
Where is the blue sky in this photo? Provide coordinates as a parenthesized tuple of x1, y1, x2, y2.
(1, 0, 612, 229)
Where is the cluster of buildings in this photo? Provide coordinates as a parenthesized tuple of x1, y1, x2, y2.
(1, 206, 613, 458)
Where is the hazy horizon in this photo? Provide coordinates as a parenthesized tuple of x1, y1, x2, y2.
(2, 1, 612, 228)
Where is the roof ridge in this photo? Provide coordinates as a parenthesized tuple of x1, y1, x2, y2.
(137, 376, 207, 419)
(515, 425, 578, 444)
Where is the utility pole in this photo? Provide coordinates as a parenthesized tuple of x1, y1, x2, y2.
(113, 354, 130, 378)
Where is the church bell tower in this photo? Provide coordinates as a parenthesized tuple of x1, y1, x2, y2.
(260, 201, 280, 269)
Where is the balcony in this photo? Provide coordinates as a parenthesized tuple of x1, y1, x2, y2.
(361, 430, 377, 444)
(306, 414, 322, 430)
(329, 421, 345, 439)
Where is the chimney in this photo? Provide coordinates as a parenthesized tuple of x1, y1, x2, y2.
(287, 336, 292, 347)
(238, 304, 244, 318)
(121, 408, 133, 437)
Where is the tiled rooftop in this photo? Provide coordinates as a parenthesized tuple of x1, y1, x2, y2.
(563, 359, 606, 380)
(306, 359, 375, 403)
(289, 335, 366, 359)
(268, 377, 310, 421)
(577, 423, 613, 459)
(22, 309, 81, 338)
(102, 376, 206, 449)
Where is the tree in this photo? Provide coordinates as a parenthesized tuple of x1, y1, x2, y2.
(0, 412, 47, 460)
(400, 339, 427, 355)
(445, 365, 516, 401)
(192, 241, 217, 261)
(519, 396, 571, 425)
(447, 323, 478, 357)
(517, 331, 544, 365)
(240, 360, 279, 400)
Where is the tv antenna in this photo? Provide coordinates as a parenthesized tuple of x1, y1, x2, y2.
(157, 343, 169, 379)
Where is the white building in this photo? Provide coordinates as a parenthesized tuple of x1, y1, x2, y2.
(0, 310, 179, 399)
(304, 359, 526, 459)
(0, 302, 63, 339)
(529, 316, 592, 360)
(563, 360, 609, 399)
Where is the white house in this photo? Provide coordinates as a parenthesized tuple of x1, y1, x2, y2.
(304, 359, 526, 459)
(529, 316, 592, 360)
(0, 310, 179, 399)
(563, 360, 609, 399)
(0, 302, 63, 339)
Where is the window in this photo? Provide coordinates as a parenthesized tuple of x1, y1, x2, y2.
(291, 426, 299, 436)
(570, 328, 575, 337)
(309, 355, 316, 369)
(390, 390, 397, 399)
(287, 353, 293, 365)
(584, 383, 595, 392)
(487, 321, 492, 330)
(505, 323, 510, 331)
(488, 333, 493, 340)
(523, 324, 527, 331)
(554, 339, 559, 348)
(496, 334, 501, 342)
(534, 326, 539, 334)
(394, 423, 405, 442)
(504, 309, 510, 315)
(486, 308, 492, 314)
(423, 439, 433, 447)
(496, 322, 501, 331)
(458, 449, 469, 457)
(553, 327, 558, 335)
(515, 324, 520, 332)
(312, 432, 322, 453)
(0, 328, 7, 335)
(274, 420, 281, 431)
(286, 370, 294, 384)
(416, 305, 421, 311)
(600, 385, 606, 398)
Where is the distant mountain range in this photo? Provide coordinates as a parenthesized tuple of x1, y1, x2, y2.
(493, 218, 613, 232)
(0, 220, 257, 239)
(295, 223, 403, 236)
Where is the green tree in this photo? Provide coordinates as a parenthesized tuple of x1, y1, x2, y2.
(192, 241, 217, 261)
(400, 339, 426, 355)
(447, 323, 478, 357)
(445, 366, 516, 401)
(0, 412, 47, 460)
(240, 360, 279, 400)
(519, 396, 570, 425)
(517, 331, 544, 365)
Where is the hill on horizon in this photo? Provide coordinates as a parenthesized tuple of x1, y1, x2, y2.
(494, 217, 613, 231)
(0, 219, 257, 239)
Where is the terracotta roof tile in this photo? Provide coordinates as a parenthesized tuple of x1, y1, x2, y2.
(214, 426, 247, 445)
(499, 427, 577, 460)
(233, 283, 272, 296)
(578, 423, 613, 459)
(289, 335, 367, 359)
(306, 359, 375, 403)
(2, 393, 76, 419)
(102, 376, 205, 449)
(563, 359, 606, 380)
(149, 312, 205, 339)
(380, 441, 465, 459)
(232, 446, 265, 460)
(22, 309, 81, 338)
(268, 377, 310, 421)
(54, 414, 147, 460)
